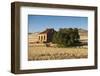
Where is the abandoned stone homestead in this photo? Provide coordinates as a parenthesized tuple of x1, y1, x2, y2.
(29, 28, 55, 44)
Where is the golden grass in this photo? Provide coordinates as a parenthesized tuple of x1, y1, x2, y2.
(28, 46, 88, 61)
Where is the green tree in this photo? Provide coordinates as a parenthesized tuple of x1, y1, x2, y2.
(52, 28, 80, 47)
(52, 31, 59, 43)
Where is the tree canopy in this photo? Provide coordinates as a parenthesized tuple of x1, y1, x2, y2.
(52, 28, 80, 47)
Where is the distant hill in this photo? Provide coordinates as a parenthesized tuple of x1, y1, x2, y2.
(79, 28, 87, 32)
(79, 29, 88, 36)
(28, 32, 39, 35)
(78, 28, 88, 41)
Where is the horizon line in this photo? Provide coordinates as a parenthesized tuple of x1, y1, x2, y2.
(28, 27, 88, 33)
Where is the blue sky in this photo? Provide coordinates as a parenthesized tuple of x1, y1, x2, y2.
(28, 15, 88, 33)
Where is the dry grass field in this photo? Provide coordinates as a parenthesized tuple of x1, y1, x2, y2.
(28, 46, 88, 61)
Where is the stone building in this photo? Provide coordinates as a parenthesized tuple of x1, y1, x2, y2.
(38, 28, 55, 43)
(28, 28, 56, 44)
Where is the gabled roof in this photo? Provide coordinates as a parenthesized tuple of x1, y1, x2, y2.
(39, 28, 55, 34)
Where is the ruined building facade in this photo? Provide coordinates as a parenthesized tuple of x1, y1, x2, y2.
(29, 28, 56, 43)
(38, 28, 55, 43)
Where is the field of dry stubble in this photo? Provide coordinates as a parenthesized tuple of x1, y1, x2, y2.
(28, 46, 88, 61)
